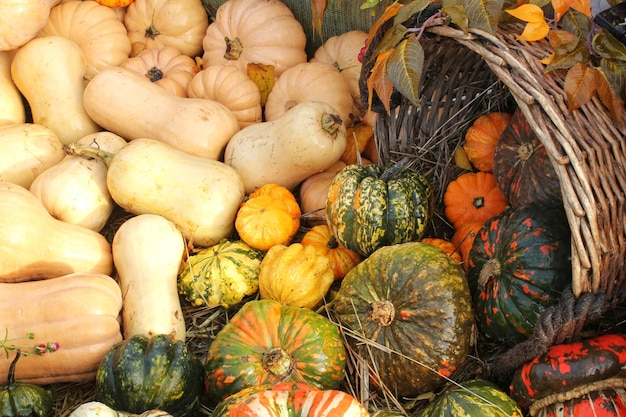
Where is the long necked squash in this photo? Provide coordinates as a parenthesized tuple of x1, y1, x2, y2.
(0, 51, 25, 126)
(0, 182, 113, 282)
(83, 66, 239, 160)
(0, 272, 123, 385)
(112, 214, 187, 342)
(68, 138, 245, 248)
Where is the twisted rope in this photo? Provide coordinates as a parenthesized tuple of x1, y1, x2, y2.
(486, 287, 606, 387)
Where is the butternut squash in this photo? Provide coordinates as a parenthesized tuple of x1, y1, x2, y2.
(0, 272, 123, 385)
(69, 138, 245, 248)
(0, 0, 60, 51)
(224, 101, 347, 193)
(0, 123, 66, 188)
(29, 131, 128, 232)
(0, 51, 25, 126)
(0, 182, 113, 282)
(112, 214, 186, 341)
(83, 66, 240, 160)
(10, 36, 101, 144)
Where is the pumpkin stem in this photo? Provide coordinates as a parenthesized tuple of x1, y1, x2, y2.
(262, 347, 294, 380)
(146, 67, 164, 82)
(367, 300, 395, 327)
(327, 235, 339, 249)
(63, 143, 114, 167)
(517, 143, 534, 161)
(321, 113, 343, 137)
(473, 196, 486, 209)
(478, 258, 500, 291)
(224, 37, 243, 60)
(144, 23, 160, 40)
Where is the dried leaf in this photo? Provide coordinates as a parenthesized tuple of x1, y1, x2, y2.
(310, 0, 328, 41)
(462, 0, 505, 33)
(552, 0, 591, 21)
(506, 4, 549, 40)
(596, 67, 626, 121)
(442, 3, 470, 32)
(454, 147, 474, 171)
(247, 63, 275, 107)
(600, 57, 626, 103)
(394, 0, 431, 25)
(367, 49, 394, 115)
(386, 35, 423, 108)
(592, 30, 626, 60)
(366, 2, 404, 49)
(373, 24, 409, 59)
(560, 9, 592, 38)
(546, 34, 589, 71)
(564, 63, 598, 112)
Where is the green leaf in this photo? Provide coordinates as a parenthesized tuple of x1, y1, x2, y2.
(394, 0, 431, 25)
(592, 30, 626, 61)
(373, 24, 409, 58)
(600, 57, 626, 102)
(442, 3, 470, 32)
(559, 9, 592, 38)
(545, 37, 589, 71)
(386, 35, 423, 108)
(459, 0, 505, 33)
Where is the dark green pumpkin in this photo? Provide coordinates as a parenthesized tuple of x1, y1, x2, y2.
(466, 203, 572, 346)
(420, 379, 523, 417)
(325, 162, 433, 257)
(492, 109, 562, 208)
(331, 242, 474, 398)
(204, 299, 346, 405)
(95, 334, 205, 417)
(0, 351, 52, 417)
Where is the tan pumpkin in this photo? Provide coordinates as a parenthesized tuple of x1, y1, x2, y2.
(37, 0, 132, 81)
(235, 183, 301, 251)
(311, 30, 368, 117)
(463, 112, 512, 172)
(264, 61, 354, 127)
(0, 272, 123, 385)
(124, 0, 208, 57)
(188, 64, 262, 128)
(201, 0, 307, 77)
(300, 224, 361, 280)
(258, 243, 334, 308)
(121, 46, 199, 97)
(0, 0, 60, 51)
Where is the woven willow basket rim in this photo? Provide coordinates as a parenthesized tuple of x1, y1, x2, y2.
(378, 21, 626, 306)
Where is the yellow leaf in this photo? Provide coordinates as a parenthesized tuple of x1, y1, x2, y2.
(517, 20, 550, 41)
(552, 0, 591, 21)
(539, 51, 555, 65)
(506, 4, 545, 23)
(247, 63, 275, 107)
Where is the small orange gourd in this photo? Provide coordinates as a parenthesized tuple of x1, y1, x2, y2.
(421, 237, 462, 264)
(300, 224, 361, 280)
(462, 112, 512, 172)
(235, 184, 301, 251)
(443, 171, 508, 229)
(451, 221, 484, 271)
(121, 46, 199, 97)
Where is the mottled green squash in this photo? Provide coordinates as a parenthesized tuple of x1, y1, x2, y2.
(0, 351, 52, 417)
(204, 299, 346, 405)
(331, 242, 474, 398)
(325, 163, 433, 257)
(177, 239, 264, 308)
(95, 334, 205, 417)
(466, 203, 571, 346)
(420, 379, 523, 417)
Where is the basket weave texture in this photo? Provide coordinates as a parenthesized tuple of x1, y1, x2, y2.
(368, 18, 626, 380)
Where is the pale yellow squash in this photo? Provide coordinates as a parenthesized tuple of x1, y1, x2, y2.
(0, 51, 25, 126)
(11, 36, 101, 145)
(0, 123, 65, 188)
(113, 214, 186, 341)
(0, 272, 122, 385)
(0, 182, 113, 282)
(0, 0, 61, 51)
(83, 66, 239, 160)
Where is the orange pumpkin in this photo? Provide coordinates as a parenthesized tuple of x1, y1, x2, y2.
(235, 183, 301, 251)
(451, 221, 484, 271)
(443, 171, 508, 229)
(340, 122, 374, 165)
(463, 112, 512, 172)
(421, 237, 462, 264)
(300, 224, 361, 280)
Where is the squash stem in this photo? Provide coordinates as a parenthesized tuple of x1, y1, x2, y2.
(321, 113, 343, 137)
(478, 258, 500, 291)
(224, 37, 243, 60)
(63, 143, 115, 167)
(5, 349, 20, 388)
(262, 347, 294, 380)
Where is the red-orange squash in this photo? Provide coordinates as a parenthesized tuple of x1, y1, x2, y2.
(463, 112, 512, 172)
(300, 224, 361, 280)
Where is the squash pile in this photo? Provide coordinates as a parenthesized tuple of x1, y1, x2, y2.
(0, 0, 570, 416)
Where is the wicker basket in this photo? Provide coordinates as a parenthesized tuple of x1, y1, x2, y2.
(366, 16, 626, 386)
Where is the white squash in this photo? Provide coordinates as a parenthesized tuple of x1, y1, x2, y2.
(29, 131, 128, 232)
(83, 66, 239, 160)
(69, 402, 173, 417)
(112, 214, 186, 341)
(0, 0, 60, 51)
(69, 137, 245, 247)
(10, 36, 101, 144)
(0, 123, 65, 188)
(0, 51, 25, 126)
(224, 101, 348, 193)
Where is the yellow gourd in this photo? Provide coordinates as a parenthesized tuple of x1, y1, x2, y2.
(0, 51, 25, 126)
(0, 0, 60, 51)
(0, 182, 113, 282)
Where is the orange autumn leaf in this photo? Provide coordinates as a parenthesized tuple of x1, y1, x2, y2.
(311, 0, 328, 41)
(367, 49, 394, 115)
(366, 2, 403, 49)
(596, 67, 626, 121)
(564, 62, 598, 112)
(506, 4, 550, 41)
(552, 0, 591, 21)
